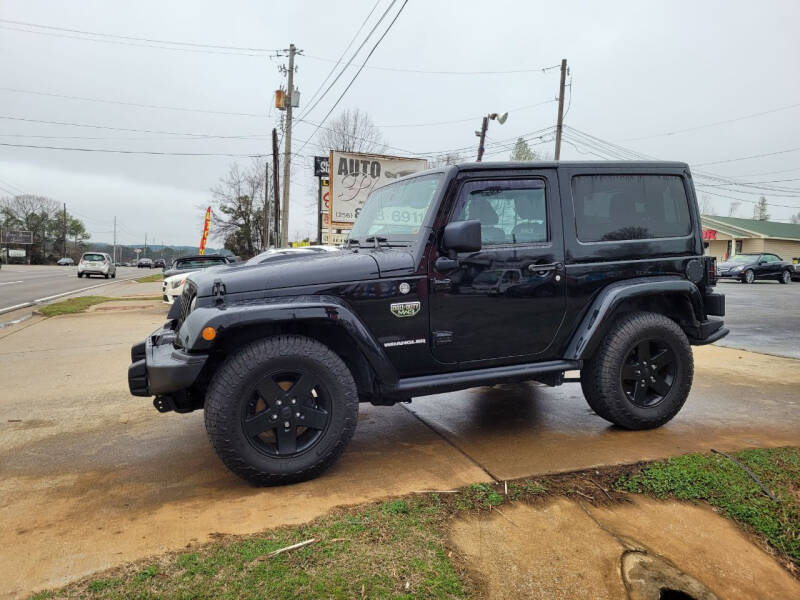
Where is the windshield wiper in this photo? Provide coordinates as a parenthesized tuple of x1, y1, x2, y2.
(346, 237, 359, 249)
(365, 235, 390, 249)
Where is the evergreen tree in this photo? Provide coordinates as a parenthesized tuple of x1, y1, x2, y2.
(510, 137, 537, 161)
(752, 196, 769, 221)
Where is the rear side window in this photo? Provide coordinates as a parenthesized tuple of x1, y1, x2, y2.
(572, 175, 691, 242)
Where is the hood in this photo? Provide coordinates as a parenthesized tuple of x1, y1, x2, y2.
(190, 249, 414, 297)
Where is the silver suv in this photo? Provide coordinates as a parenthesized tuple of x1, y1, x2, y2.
(77, 252, 116, 279)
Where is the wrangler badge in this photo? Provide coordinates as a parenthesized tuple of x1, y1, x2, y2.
(390, 301, 420, 318)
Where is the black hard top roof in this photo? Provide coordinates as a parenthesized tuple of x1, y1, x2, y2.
(452, 160, 690, 171)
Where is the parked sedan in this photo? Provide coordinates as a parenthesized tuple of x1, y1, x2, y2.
(56, 257, 74, 266)
(717, 253, 794, 284)
(162, 271, 194, 304)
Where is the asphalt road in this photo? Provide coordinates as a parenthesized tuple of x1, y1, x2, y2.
(716, 279, 800, 358)
(0, 264, 147, 314)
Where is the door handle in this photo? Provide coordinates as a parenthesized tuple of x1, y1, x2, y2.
(528, 262, 563, 273)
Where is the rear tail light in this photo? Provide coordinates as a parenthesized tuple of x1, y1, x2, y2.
(706, 256, 717, 284)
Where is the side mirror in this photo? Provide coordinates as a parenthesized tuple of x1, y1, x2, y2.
(442, 220, 482, 254)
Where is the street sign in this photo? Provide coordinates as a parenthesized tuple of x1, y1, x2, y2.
(1, 230, 33, 244)
(314, 156, 329, 177)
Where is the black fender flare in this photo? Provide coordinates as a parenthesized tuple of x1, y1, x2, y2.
(178, 295, 398, 385)
(563, 276, 703, 360)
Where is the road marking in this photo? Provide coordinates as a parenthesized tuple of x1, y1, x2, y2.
(0, 302, 33, 314)
(32, 276, 140, 303)
(0, 280, 23, 285)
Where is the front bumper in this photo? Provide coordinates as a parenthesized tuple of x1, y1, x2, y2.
(717, 271, 743, 280)
(128, 323, 208, 398)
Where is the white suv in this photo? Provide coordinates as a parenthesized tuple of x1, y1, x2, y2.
(78, 252, 116, 279)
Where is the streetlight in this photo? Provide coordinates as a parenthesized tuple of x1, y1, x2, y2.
(475, 112, 508, 162)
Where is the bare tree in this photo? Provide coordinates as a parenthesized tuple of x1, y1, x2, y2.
(428, 152, 465, 169)
(699, 195, 716, 216)
(791, 212, 800, 224)
(727, 200, 741, 217)
(752, 196, 769, 221)
(316, 109, 385, 154)
(209, 159, 268, 258)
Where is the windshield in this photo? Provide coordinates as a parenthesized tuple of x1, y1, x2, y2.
(175, 257, 228, 269)
(348, 173, 443, 243)
(727, 254, 758, 263)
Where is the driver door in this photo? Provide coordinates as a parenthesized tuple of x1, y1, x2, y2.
(428, 170, 567, 364)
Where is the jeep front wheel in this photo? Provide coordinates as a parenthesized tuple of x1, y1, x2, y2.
(204, 335, 358, 485)
(580, 312, 693, 430)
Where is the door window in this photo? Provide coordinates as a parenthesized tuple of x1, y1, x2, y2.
(451, 179, 547, 246)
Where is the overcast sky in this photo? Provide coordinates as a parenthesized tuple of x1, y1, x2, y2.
(1, 0, 799, 247)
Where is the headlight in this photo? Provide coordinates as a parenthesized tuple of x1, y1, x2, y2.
(171, 278, 185, 289)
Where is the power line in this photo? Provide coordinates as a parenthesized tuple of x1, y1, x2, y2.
(0, 18, 277, 52)
(297, 0, 398, 122)
(304, 54, 562, 76)
(0, 114, 270, 139)
(0, 176, 26, 194)
(620, 101, 800, 142)
(370, 99, 556, 128)
(301, 0, 382, 111)
(296, 1, 408, 155)
(694, 146, 800, 167)
(0, 141, 268, 157)
(0, 23, 273, 57)
(0, 87, 266, 118)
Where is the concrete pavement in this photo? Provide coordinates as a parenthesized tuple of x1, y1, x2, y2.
(0, 264, 145, 314)
(0, 301, 798, 598)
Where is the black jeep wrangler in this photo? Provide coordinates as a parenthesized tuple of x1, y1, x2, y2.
(129, 161, 727, 485)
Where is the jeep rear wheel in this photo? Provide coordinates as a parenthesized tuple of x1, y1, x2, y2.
(580, 312, 693, 430)
(204, 335, 358, 485)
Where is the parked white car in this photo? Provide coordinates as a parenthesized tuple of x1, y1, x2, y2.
(162, 271, 195, 304)
(77, 252, 115, 279)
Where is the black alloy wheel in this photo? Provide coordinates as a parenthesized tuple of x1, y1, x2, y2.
(620, 339, 676, 408)
(205, 335, 359, 485)
(242, 371, 331, 458)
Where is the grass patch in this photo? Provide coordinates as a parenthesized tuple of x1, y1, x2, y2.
(38, 295, 162, 316)
(134, 272, 163, 283)
(32, 448, 800, 598)
(45, 498, 473, 599)
(618, 447, 800, 566)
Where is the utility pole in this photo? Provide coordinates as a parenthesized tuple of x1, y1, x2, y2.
(144, 232, 147, 258)
(280, 43, 297, 248)
(272, 128, 281, 247)
(554, 58, 568, 160)
(476, 116, 489, 162)
(268, 160, 270, 252)
(113, 216, 117, 264)
(63, 202, 67, 258)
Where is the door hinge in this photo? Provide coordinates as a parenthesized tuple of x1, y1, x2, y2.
(432, 330, 453, 345)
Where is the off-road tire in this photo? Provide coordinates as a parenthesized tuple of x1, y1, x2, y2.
(580, 311, 693, 430)
(204, 335, 358, 486)
(779, 270, 791, 284)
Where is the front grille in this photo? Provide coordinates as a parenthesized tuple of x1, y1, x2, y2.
(176, 280, 196, 331)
